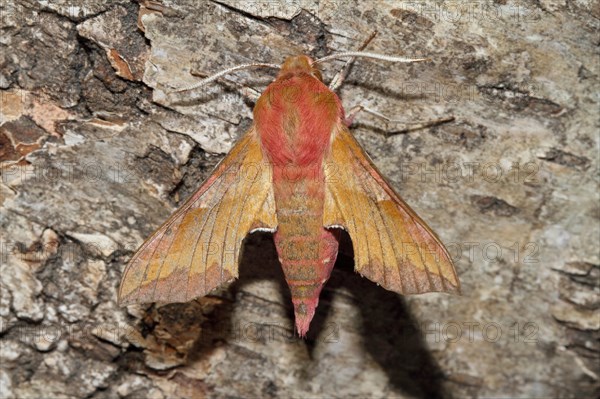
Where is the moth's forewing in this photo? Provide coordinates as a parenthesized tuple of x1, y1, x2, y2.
(323, 125, 460, 294)
(119, 128, 277, 305)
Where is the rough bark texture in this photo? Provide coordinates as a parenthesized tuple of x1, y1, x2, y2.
(1, 1, 598, 398)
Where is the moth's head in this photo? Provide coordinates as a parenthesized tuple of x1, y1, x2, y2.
(278, 55, 323, 82)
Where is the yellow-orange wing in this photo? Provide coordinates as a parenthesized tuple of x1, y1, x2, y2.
(323, 125, 460, 294)
(119, 127, 277, 305)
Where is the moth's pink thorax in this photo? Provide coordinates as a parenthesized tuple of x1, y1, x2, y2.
(254, 55, 344, 171)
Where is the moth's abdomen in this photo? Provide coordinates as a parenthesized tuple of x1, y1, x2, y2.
(275, 213, 339, 281)
(272, 174, 340, 336)
(276, 231, 339, 320)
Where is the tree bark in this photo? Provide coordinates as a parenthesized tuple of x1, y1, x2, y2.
(1, 1, 598, 398)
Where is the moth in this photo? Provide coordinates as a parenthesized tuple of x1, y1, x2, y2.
(119, 39, 460, 336)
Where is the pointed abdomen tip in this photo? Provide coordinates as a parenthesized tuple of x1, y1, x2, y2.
(293, 299, 318, 338)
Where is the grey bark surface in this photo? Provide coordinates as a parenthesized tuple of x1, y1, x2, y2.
(1, 1, 598, 398)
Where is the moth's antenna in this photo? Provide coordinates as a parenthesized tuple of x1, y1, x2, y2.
(314, 52, 430, 65)
(172, 62, 280, 93)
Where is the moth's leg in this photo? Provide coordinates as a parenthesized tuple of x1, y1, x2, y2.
(219, 78, 261, 102)
(328, 31, 378, 92)
(142, 0, 176, 15)
(344, 104, 368, 126)
(165, 80, 260, 104)
(190, 70, 261, 102)
(345, 104, 455, 135)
